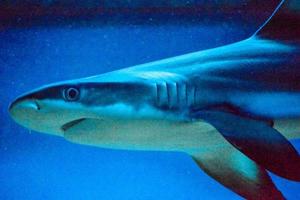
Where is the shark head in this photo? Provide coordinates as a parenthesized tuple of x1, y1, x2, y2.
(8, 71, 158, 137)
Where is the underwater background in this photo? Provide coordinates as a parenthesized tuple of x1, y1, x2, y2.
(1, 1, 300, 199)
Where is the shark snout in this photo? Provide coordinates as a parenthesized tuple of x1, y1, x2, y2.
(9, 98, 41, 123)
(8, 91, 82, 137)
(9, 99, 40, 112)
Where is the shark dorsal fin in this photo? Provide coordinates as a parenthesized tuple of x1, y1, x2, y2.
(253, 0, 300, 44)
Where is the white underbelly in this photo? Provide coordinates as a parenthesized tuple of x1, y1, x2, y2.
(63, 117, 226, 152)
(63, 117, 300, 152)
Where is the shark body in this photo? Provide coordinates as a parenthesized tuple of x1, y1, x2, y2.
(9, 1, 300, 199)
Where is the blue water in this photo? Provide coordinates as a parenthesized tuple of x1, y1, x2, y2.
(1, 23, 300, 199)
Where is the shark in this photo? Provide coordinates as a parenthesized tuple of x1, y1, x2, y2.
(8, 0, 300, 199)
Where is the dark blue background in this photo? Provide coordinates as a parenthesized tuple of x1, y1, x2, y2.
(1, 10, 300, 200)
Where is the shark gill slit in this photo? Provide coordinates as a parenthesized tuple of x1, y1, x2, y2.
(155, 82, 159, 106)
(185, 83, 188, 107)
(166, 82, 171, 108)
(163, 82, 167, 107)
(193, 87, 196, 106)
(189, 85, 192, 106)
(175, 82, 179, 106)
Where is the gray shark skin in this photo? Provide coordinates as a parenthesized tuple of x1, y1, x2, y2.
(8, 0, 300, 199)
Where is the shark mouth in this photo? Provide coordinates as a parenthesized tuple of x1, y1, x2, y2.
(61, 118, 86, 132)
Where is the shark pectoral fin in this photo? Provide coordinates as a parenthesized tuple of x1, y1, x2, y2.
(190, 146, 284, 200)
(193, 110, 300, 181)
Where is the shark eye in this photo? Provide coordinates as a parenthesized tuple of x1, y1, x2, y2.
(64, 87, 80, 101)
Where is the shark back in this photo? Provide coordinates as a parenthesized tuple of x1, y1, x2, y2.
(117, 0, 300, 120)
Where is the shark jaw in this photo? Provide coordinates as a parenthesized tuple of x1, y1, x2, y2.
(61, 118, 87, 132)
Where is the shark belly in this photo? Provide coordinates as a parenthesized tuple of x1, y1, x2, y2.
(63, 117, 227, 152)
